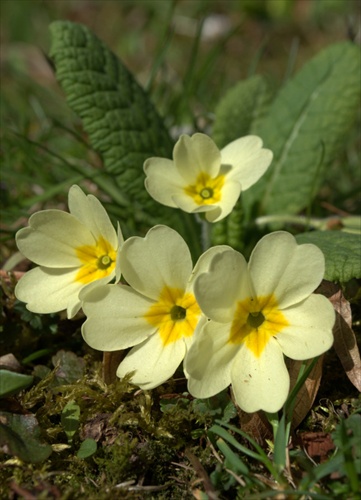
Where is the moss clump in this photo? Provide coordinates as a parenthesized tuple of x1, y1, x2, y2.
(0, 352, 223, 499)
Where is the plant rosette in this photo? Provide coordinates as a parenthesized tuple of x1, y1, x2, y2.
(185, 231, 335, 413)
(144, 133, 273, 222)
(15, 185, 123, 318)
(81, 225, 227, 389)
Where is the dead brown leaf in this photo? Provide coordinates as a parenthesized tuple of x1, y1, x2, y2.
(288, 356, 324, 430)
(317, 281, 361, 392)
(81, 412, 119, 445)
(0, 354, 22, 372)
(231, 387, 272, 444)
(294, 431, 335, 462)
(0, 270, 25, 282)
(185, 448, 219, 500)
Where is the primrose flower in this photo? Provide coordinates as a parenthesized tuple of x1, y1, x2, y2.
(15, 185, 123, 318)
(81, 225, 225, 390)
(144, 133, 273, 222)
(185, 231, 335, 413)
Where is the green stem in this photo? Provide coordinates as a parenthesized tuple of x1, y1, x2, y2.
(180, 213, 203, 261)
(255, 214, 324, 229)
(265, 358, 320, 475)
(200, 218, 211, 252)
(266, 412, 280, 442)
(266, 411, 286, 472)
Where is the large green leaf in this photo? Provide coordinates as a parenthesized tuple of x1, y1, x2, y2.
(49, 21, 181, 227)
(296, 231, 361, 282)
(210, 75, 272, 247)
(244, 41, 360, 217)
(212, 75, 272, 149)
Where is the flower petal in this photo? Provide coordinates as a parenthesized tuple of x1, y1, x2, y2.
(231, 338, 290, 413)
(144, 158, 186, 208)
(194, 248, 251, 323)
(189, 244, 233, 289)
(116, 332, 186, 390)
(15, 266, 83, 317)
(16, 210, 95, 267)
(174, 134, 222, 182)
(186, 321, 237, 398)
(204, 180, 242, 222)
(172, 192, 220, 216)
(119, 225, 193, 300)
(78, 270, 116, 301)
(221, 136, 273, 190)
(68, 185, 118, 247)
(276, 294, 335, 359)
(81, 284, 154, 351)
(249, 231, 325, 308)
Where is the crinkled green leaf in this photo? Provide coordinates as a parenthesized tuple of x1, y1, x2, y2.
(244, 41, 361, 216)
(61, 401, 80, 443)
(212, 74, 272, 148)
(49, 21, 179, 226)
(77, 438, 97, 459)
(296, 231, 361, 282)
(0, 370, 33, 397)
(0, 412, 52, 463)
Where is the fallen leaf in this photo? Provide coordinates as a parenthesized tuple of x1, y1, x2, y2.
(288, 356, 324, 429)
(81, 413, 120, 446)
(295, 431, 335, 461)
(185, 448, 219, 500)
(9, 479, 61, 499)
(317, 281, 361, 392)
(0, 354, 22, 372)
(231, 386, 272, 444)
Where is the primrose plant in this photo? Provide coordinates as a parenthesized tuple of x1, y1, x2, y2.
(15, 131, 335, 418)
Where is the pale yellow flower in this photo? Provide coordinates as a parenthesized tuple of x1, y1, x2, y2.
(144, 133, 273, 222)
(185, 231, 335, 413)
(15, 185, 123, 318)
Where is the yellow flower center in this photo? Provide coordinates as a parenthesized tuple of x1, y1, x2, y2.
(184, 172, 225, 205)
(144, 286, 201, 346)
(229, 294, 289, 357)
(75, 236, 116, 284)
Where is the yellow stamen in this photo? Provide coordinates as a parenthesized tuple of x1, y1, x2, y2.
(75, 236, 116, 284)
(184, 172, 225, 205)
(229, 294, 289, 357)
(144, 286, 201, 346)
